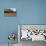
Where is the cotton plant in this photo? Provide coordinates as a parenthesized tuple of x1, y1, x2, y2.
(8, 32, 16, 46)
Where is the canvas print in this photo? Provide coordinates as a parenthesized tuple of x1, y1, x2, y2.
(4, 8, 16, 16)
(18, 25, 46, 41)
(18, 25, 46, 46)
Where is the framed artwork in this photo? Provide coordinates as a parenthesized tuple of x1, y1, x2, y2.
(18, 24, 46, 41)
(4, 8, 16, 16)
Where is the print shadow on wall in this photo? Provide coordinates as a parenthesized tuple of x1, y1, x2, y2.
(4, 8, 16, 16)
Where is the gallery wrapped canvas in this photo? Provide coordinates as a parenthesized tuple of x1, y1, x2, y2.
(4, 8, 16, 16)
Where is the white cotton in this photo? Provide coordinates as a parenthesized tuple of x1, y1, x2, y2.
(21, 30, 28, 39)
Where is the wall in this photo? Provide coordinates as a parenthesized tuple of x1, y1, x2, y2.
(0, 0, 46, 44)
